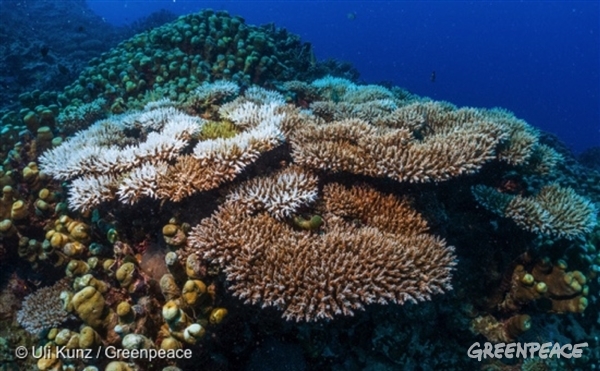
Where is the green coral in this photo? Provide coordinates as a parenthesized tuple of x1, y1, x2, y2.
(199, 120, 239, 140)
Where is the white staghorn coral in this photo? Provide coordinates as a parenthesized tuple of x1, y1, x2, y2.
(40, 106, 200, 180)
(243, 86, 286, 105)
(68, 174, 119, 212)
(193, 107, 283, 161)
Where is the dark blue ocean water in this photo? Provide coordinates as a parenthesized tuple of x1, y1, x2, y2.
(87, 0, 599, 153)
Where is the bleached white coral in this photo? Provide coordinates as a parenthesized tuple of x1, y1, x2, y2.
(40, 105, 204, 211)
(227, 166, 319, 220)
(343, 84, 396, 103)
(40, 105, 200, 181)
(243, 86, 286, 105)
(56, 97, 107, 133)
(41, 87, 291, 211)
(68, 174, 118, 212)
(311, 75, 357, 98)
(117, 162, 169, 204)
(143, 98, 177, 111)
(219, 101, 284, 130)
(192, 114, 284, 173)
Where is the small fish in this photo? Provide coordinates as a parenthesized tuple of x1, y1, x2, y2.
(430, 70, 436, 82)
(347, 12, 356, 20)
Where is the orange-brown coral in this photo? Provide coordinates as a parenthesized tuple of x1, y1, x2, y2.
(497, 258, 588, 314)
(187, 179, 456, 321)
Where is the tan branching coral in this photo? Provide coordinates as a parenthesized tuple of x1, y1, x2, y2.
(296, 78, 552, 178)
(290, 116, 506, 183)
(506, 184, 597, 239)
(187, 179, 456, 322)
(323, 183, 430, 236)
(287, 79, 553, 184)
(473, 184, 597, 240)
(524, 143, 563, 175)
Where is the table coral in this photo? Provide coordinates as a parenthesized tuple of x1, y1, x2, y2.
(472, 183, 597, 240)
(39, 83, 285, 211)
(187, 175, 456, 321)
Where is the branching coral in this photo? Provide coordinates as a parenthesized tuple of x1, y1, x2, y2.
(16, 279, 72, 335)
(286, 78, 560, 184)
(290, 115, 506, 183)
(39, 104, 198, 211)
(157, 99, 285, 202)
(41, 78, 564, 214)
(472, 184, 597, 240)
(187, 176, 456, 322)
(186, 80, 240, 110)
(39, 83, 286, 210)
(226, 166, 319, 221)
(506, 184, 597, 239)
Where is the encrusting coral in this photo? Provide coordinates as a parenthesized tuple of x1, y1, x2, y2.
(495, 258, 589, 315)
(471, 255, 591, 346)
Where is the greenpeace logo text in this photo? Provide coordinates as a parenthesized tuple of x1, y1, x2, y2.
(467, 342, 588, 361)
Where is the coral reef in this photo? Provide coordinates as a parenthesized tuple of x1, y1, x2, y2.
(0, 10, 598, 371)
